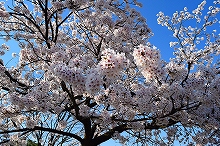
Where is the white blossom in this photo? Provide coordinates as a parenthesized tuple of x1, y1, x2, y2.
(0, 0, 219, 145)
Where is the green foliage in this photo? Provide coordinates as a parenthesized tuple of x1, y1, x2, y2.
(27, 140, 38, 146)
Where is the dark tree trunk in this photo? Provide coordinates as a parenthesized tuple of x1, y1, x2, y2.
(81, 140, 97, 146)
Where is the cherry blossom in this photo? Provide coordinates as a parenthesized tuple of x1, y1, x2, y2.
(0, 0, 219, 146)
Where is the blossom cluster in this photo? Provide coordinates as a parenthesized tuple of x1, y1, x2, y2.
(85, 69, 103, 95)
(51, 62, 86, 95)
(0, 63, 5, 73)
(98, 48, 129, 80)
(0, 2, 9, 18)
(0, 10, 9, 18)
(133, 44, 164, 81)
(165, 60, 187, 80)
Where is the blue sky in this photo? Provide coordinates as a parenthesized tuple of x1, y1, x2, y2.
(1, 0, 216, 65)
(138, 0, 216, 61)
(0, 0, 218, 146)
(2, 0, 214, 66)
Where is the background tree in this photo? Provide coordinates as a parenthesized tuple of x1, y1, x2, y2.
(27, 140, 38, 146)
(0, 0, 219, 145)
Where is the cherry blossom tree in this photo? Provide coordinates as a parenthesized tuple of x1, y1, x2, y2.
(0, 0, 219, 145)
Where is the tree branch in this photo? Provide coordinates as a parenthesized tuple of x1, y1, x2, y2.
(91, 124, 130, 145)
(0, 126, 83, 143)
